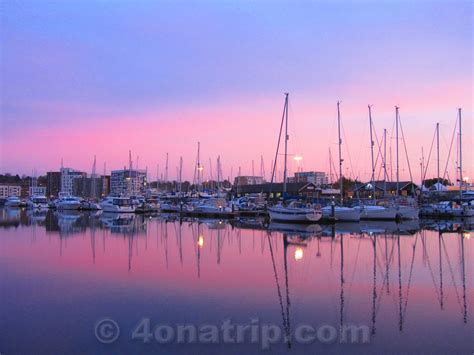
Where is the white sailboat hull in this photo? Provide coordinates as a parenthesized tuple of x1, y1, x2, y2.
(268, 207, 322, 223)
(359, 205, 397, 220)
(322, 206, 360, 222)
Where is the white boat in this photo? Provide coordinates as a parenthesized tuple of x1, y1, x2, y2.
(159, 202, 181, 213)
(426, 201, 474, 218)
(80, 200, 102, 211)
(56, 196, 82, 210)
(27, 195, 49, 210)
(269, 201, 322, 223)
(99, 196, 135, 213)
(192, 198, 233, 213)
(4, 196, 22, 208)
(321, 205, 360, 222)
(357, 205, 397, 220)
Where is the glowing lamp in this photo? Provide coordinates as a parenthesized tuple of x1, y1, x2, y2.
(198, 235, 204, 248)
(294, 248, 304, 261)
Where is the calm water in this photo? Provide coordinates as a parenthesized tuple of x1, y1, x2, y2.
(1, 208, 472, 354)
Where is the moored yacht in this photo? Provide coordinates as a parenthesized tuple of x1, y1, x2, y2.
(27, 195, 49, 210)
(56, 196, 82, 210)
(99, 196, 135, 213)
(269, 201, 322, 223)
(356, 204, 397, 220)
(4, 196, 23, 208)
(321, 205, 360, 222)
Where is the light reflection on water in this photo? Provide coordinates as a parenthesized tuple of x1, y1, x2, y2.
(0, 208, 472, 354)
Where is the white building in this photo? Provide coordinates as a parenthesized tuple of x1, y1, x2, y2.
(234, 176, 265, 186)
(0, 185, 21, 198)
(110, 169, 147, 196)
(290, 171, 329, 186)
(61, 168, 86, 195)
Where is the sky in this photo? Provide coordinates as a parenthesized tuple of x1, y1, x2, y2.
(1, 0, 472, 183)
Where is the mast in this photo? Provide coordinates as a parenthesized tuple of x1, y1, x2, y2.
(91, 155, 97, 199)
(179, 156, 183, 193)
(369, 105, 375, 201)
(436, 122, 440, 188)
(383, 129, 387, 196)
(395, 106, 400, 198)
(283, 93, 289, 195)
(337, 101, 343, 204)
(165, 152, 169, 184)
(458, 108, 463, 198)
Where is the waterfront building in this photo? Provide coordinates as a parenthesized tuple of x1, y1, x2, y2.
(46, 172, 61, 197)
(233, 182, 340, 200)
(0, 185, 21, 198)
(234, 176, 265, 186)
(353, 181, 420, 199)
(110, 169, 147, 196)
(72, 176, 110, 199)
(60, 168, 86, 195)
(287, 171, 329, 185)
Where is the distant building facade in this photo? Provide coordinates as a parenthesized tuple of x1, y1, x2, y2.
(61, 168, 86, 195)
(0, 185, 21, 198)
(234, 176, 265, 186)
(72, 176, 109, 199)
(288, 171, 329, 186)
(46, 172, 61, 197)
(110, 169, 147, 195)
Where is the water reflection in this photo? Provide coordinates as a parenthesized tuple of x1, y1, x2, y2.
(0, 208, 472, 354)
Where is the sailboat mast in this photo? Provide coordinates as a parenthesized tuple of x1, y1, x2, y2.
(458, 108, 463, 198)
(383, 129, 387, 196)
(283, 93, 289, 194)
(337, 101, 343, 204)
(369, 105, 375, 201)
(436, 122, 440, 187)
(395, 106, 400, 198)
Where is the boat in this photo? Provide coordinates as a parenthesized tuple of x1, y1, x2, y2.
(191, 198, 233, 214)
(356, 204, 397, 220)
(269, 201, 322, 223)
(56, 196, 82, 210)
(321, 205, 360, 222)
(80, 200, 102, 211)
(26, 195, 49, 210)
(359, 105, 397, 220)
(159, 201, 182, 213)
(4, 196, 23, 208)
(320, 102, 360, 222)
(99, 196, 135, 213)
(267, 94, 323, 223)
(393, 106, 419, 219)
(423, 201, 474, 218)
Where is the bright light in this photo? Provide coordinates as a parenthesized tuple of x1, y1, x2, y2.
(464, 232, 470, 240)
(197, 166, 204, 172)
(463, 177, 469, 182)
(294, 155, 303, 162)
(294, 248, 304, 261)
(198, 235, 204, 248)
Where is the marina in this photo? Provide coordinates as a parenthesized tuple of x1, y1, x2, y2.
(1, 1, 472, 353)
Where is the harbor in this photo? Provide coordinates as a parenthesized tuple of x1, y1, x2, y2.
(1, 1, 472, 354)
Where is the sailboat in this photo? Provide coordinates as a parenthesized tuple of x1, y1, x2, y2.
(393, 106, 419, 219)
(321, 102, 360, 222)
(267, 93, 322, 223)
(357, 105, 397, 220)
